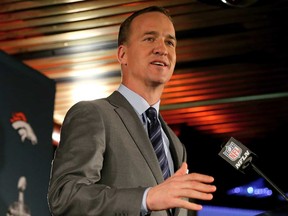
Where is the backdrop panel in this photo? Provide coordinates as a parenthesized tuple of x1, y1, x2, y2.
(0, 50, 55, 216)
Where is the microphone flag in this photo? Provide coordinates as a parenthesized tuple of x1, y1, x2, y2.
(218, 137, 256, 173)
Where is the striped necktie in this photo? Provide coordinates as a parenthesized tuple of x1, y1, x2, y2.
(146, 107, 170, 180)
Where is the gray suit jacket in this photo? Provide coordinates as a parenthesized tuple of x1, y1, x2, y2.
(48, 91, 189, 216)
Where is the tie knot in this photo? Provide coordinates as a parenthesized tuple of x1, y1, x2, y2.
(145, 107, 158, 123)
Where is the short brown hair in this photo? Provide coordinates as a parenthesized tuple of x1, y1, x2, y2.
(117, 6, 173, 46)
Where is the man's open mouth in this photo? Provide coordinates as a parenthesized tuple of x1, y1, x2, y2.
(151, 61, 167, 67)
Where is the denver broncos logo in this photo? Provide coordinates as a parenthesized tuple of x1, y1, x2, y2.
(10, 112, 38, 145)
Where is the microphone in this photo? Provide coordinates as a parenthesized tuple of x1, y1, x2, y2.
(218, 137, 288, 202)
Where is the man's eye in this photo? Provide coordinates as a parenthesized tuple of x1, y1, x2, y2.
(167, 41, 175, 47)
(145, 37, 154, 42)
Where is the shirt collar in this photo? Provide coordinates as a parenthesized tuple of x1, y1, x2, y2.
(117, 84, 160, 115)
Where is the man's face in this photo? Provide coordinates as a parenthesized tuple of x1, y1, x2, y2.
(119, 12, 177, 88)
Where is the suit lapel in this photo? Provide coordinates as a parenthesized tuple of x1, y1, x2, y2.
(159, 116, 182, 171)
(160, 117, 186, 216)
(108, 91, 164, 183)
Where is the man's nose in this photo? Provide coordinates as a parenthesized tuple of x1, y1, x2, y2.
(152, 40, 168, 55)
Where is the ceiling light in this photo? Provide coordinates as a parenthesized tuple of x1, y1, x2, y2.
(220, 0, 259, 7)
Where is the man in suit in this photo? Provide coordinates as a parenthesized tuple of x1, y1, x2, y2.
(47, 6, 216, 216)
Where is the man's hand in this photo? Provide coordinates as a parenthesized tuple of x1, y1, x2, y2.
(146, 162, 216, 211)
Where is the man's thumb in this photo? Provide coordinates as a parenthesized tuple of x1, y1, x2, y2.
(174, 162, 188, 176)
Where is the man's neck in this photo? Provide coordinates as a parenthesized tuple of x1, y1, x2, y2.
(121, 83, 163, 106)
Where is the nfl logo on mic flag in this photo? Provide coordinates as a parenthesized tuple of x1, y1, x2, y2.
(219, 137, 256, 173)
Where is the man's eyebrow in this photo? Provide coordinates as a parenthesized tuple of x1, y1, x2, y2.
(168, 34, 177, 43)
(143, 31, 158, 37)
(143, 31, 177, 42)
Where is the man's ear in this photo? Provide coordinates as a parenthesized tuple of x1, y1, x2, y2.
(117, 45, 127, 65)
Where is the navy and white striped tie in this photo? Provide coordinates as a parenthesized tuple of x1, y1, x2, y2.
(146, 107, 170, 180)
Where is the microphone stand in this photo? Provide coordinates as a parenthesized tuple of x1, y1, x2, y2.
(251, 163, 288, 202)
